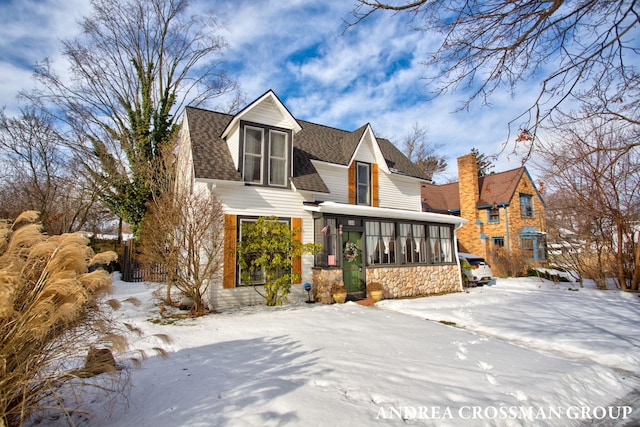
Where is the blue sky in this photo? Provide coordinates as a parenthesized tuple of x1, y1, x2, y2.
(0, 0, 543, 182)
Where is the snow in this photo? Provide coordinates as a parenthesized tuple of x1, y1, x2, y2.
(87, 275, 640, 426)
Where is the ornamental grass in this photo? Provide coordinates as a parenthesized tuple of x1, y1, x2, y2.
(0, 212, 126, 426)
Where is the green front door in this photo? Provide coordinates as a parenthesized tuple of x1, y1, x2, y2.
(342, 231, 364, 293)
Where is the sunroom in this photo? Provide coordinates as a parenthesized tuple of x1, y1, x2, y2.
(304, 202, 468, 302)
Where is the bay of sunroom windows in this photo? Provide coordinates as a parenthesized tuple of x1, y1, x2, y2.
(313, 219, 455, 268)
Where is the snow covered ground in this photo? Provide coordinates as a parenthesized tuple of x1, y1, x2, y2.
(88, 276, 640, 426)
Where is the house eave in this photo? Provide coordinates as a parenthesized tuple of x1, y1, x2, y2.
(304, 201, 468, 225)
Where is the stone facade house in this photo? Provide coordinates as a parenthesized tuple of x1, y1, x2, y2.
(421, 154, 546, 264)
(176, 90, 467, 308)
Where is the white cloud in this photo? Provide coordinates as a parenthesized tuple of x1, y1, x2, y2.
(0, 0, 550, 182)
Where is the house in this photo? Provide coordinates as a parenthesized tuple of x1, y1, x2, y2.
(177, 90, 467, 308)
(421, 154, 546, 266)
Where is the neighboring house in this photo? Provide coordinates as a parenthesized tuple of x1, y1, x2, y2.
(422, 154, 546, 264)
(177, 90, 467, 308)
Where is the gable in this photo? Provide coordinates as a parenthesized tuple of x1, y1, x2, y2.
(221, 90, 302, 139)
(477, 168, 525, 207)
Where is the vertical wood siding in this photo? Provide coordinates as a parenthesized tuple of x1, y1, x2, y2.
(223, 214, 237, 289)
(291, 217, 302, 284)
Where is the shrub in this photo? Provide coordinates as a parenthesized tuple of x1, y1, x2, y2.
(236, 216, 321, 306)
(0, 211, 127, 426)
(138, 189, 225, 316)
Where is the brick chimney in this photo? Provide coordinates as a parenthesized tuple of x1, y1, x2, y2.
(457, 154, 482, 254)
(458, 154, 479, 220)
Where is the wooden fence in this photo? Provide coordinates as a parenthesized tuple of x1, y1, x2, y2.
(120, 240, 168, 283)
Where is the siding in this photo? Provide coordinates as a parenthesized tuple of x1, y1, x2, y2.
(352, 134, 377, 164)
(204, 183, 315, 308)
(176, 124, 194, 193)
(243, 98, 292, 129)
(226, 126, 240, 168)
(313, 162, 349, 203)
(378, 172, 423, 211)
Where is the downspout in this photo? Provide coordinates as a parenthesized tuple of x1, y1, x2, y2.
(504, 206, 510, 256)
(454, 222, 466, 292)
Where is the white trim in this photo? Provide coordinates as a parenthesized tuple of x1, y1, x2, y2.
(221, 91, 302, 139)
(310, 159, 349, 168)
(304, 201, 468, 225)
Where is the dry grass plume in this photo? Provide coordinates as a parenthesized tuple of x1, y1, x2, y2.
(0, 212, 127, 426)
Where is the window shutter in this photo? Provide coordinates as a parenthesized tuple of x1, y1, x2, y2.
(223, 214, 237, 289)
(372, 163, 379, 207)
(292, 217, 302, 284)
(348, 162, 356, 204)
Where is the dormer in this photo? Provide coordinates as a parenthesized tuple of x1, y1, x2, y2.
(220, 90, 302, 188)
(345, 124, 383, 207)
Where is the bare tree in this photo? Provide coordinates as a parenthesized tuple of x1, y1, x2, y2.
(536, 112, 640, 290)
(138, 187, 225, 316)
(27, 0, 240, 234)
(402, 123, 447, 180)
(0, 106, 110, 235)
(349, 1, 639, 141)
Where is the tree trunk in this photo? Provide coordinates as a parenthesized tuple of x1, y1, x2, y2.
(631, 231, 640, 291)
(616, 221, 627, 291)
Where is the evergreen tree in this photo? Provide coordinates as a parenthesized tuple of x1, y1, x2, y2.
(470, 147, 494, 177)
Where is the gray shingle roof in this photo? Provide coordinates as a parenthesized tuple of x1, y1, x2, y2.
(184, 106, 429, 194)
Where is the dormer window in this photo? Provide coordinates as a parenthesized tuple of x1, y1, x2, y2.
(269, 130, 288, 186)
(243, 127, 263, 183)
(240, 121, 291, 188)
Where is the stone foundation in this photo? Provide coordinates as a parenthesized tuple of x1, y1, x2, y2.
(312, 264, 461, 303)
(311, 268, 343, 304)
(366, 264, 461, 298)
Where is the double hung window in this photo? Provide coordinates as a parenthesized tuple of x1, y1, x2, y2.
(520, 194, 534, 217)
(356, 162, 371, 205)
(242, 123, 290, 188)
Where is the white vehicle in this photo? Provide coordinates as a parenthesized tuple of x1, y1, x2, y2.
(458, 252, 494, 287)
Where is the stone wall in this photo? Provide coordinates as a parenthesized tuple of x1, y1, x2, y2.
(312, 265, 461, 303)
(367, 264, 462, 298)
(311, 268, 343, 304)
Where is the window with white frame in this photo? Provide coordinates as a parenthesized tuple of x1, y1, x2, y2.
(243, 127, 263, 183)
(269, 130, 288, 187)
(241, 122, 291, 187)
(356, 162, 371, 205)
